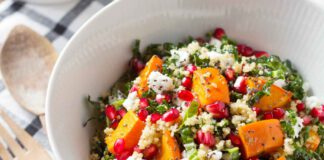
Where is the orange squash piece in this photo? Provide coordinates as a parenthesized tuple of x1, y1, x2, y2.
(106, 111, 145, 154)
(138, 55, 163, 96)
(277, 156, 286, 160)
(238, 119, 284, 158)
(246, 77, 292, 111)
(157, 130, 181, 160)
(192, 67, 230, 106)
(305, 130, 321, 151)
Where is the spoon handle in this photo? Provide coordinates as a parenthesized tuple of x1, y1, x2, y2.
(39, 114, 47, 134)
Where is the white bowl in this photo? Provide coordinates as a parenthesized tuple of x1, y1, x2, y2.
(46, 0, 324, 159)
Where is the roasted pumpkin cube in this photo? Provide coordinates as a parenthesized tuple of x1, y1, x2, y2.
(157, 130, 181, 160)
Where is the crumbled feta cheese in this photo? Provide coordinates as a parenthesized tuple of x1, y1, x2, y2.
(127, 152, 143, 160)
(305, 96, 323, 109)
(170, 124, 179, 137)
(202, 124, 215, 133)
(170, 50, 190, 66)
(207, 150, 222, 160)
(198, 144, 210, 159)
(284, 138, 295, 155)
(242, 62, 256, 73)
(123, 92, 140, 111)
(292, 116, 304, 138)
(222, 127, 231, 137)
(208, 52, 235, 69)
(133, 77, 141, 85)
(209, 38, 222, 49)
(186, 41, 201, 54)
(148, 71, 174, 94)
(273, 79, 286, 88)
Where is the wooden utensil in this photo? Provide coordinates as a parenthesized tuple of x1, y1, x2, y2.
(0, 108, 51, 160)
(0, 25, 57, 130)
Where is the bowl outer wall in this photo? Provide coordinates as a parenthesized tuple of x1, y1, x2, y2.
(46, 0, 324, 159)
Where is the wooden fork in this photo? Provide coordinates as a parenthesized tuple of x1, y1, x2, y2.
(0, 109, 51, 160)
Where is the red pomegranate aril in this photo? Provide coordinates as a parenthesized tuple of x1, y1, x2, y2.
(273, 108, 285, 119)
(133, 146, 143, 153)
(178, 90, 194, 101)
(130, 85, 138, 93)
(156, 94, 171, 104)
(117, 109, 127, 118)
(182, 77, 192, 89)
(110, 120, 119, 129)
(139, 98, 149, 109)
(225, 68, 235, 81)
(254, 51, 270, 58)
(143, 144, 159, 159)
(114, 138, 125, 154)
(213, 28, 226, 40)
(196, 130, 205, 144)
(228, 133, 242, 147)
(130, 58, 145, 73)
(203, 132, 216, 147)
(322, 105, 324, 111)
(185, 64, 198, 74)
(138, 109, 149, 121)
(205, 101, 229, 119)
(263, 111, 274, 119)
(105, 105, 117, 120)
(296, 102, 305, 112)
(151, 113, 162, 123)
(234, 76, 247, 94)
(237, 44, 254, 57)
(310, 108, 322, 118)
(303, 116, 312, 125)
(162, 108, 180, 122)
(116, 150, 132, 160)
(252, 107, 261, 116)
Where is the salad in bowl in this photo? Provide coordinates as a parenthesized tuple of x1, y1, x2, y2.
(87, 27, 323, 160)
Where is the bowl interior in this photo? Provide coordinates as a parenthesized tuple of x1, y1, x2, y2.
(46, 0, 324, 159)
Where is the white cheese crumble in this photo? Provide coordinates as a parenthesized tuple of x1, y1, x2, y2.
(242, 62, 256, 73)
(209, 38, 222, 49)
(284, 138, 295, 155)
(273, 79, 286, 88)
(127, 152, 143, 160)
(216, 140, 225, 150)
(197, 144, 210, 159)
(293, 116, 304, 138)
(170, 50, 190, 66)
(207, 52, 235, 70)
(207, 150, 223, 160)
(148, 71, 174, 94)
(305, 96, 323, 109)
(123, 92, 140, 111)
(201, 124, 215, 133)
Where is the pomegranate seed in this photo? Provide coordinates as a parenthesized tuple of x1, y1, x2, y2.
(177, 90, 194, 101)
(225, 68, 235, 81)
(114, 138, 125, 154)
(105, 105, 117, 120)
(322, 105, 324, 111)
(203, 132, 216, 147)
(213, 28, 226, 39)
(254, 51, 270, 58)
(296, 102, 305, 112)
(143, 144, 158, 159)
(181, 77, 192, 90)
(252, 107, 261, 116)
(273, 108, 285, 119)
(110, 120, 119, 129)
(151, 113, 162, 123)
(138, 109, 149, 121)
(228, 133, 242, 147)
(130, 58, 145, 73)
(185, 64, 197, 74)
(196, 37, 205, 45)
(162, 108, 180, 122)
(139, 98, 149, 109)
(205, 101, 229, 119)
(156, 94, 171, 104)
(133, 146, 143, 153)
(303, 116, 312, 125)
(263, 111, 274, 119)
(234, 76, 247, 94)
(130, 85, 138, 92)
(196, 130, 205, 144)
(116, 150, 132, 160)
(310, 108, 322, 118)
(117, 109, 127, 118)
(237, 44, 254, 57)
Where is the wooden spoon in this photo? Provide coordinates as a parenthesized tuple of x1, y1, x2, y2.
(0, 25, 57, 130)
